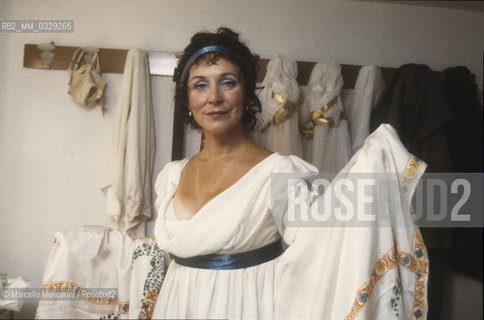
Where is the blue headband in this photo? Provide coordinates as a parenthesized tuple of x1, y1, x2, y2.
(180, 45, 254, 82)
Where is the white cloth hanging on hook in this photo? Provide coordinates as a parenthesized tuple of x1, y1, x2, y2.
(299, 60, 352, 172)
(253, 56, 302, 157)
(102, 49, 155, 236)
(344, 65, 386, 154)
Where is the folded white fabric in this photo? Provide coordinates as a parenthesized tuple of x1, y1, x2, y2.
(35, 226, 165, 319)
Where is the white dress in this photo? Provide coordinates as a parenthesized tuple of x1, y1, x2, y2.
(152, 124, 429, 319)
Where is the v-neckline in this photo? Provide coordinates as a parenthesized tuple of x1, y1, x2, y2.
(170, 152, 278, 221)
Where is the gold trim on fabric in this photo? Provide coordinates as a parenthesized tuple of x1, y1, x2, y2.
(299, 98, 338, 139)
(344, 155, 428, 320)
(400, 155, 423, 197)
(130, 236, 156, 242)
(344, 243, 429, 319)
(260, 91, 298, 132)
(410, 228, 429, 318)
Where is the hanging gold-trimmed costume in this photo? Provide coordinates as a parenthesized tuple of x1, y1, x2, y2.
(299, 60, 352, 172)
(253, 56, 303, 157)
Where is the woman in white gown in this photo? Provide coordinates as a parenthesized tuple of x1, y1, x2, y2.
(152, 27, 428, 319)
(152, 27, 281, 318)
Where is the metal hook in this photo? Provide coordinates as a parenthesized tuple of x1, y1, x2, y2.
(37, 41, 56, 68)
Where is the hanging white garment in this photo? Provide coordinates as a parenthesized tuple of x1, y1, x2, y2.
(300, 60, 352, 172)
(255, 56, 302, 156)
(102, 49, 155, 236)
(151, 124, 428, 319)
(35, 226, 166, 319)
(344, 65, 385, 154)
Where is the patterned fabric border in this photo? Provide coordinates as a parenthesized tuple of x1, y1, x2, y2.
(41, 280, 129, 314)
(344, 237, 429, 320)
(409, 228, 429, 319)
(130, 236, 156, 242)
(401, 155, 428, 319)
(132, 241, 166, 320)
(344, 247, 397, 320)
(344, 155, 428, 320)
(400, 155, 424, 197)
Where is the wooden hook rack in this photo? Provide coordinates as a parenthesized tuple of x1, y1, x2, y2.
(23, 43, 426, 161)
(23, 43, 402, 88)
(24, 44, 128, 73)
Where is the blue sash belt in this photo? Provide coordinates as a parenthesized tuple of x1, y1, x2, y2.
(172, 239, 283, 270)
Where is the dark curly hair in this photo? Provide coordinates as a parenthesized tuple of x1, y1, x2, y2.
(173, 27, 261, 131)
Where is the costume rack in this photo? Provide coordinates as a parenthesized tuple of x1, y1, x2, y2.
(23, 44, 438, 160)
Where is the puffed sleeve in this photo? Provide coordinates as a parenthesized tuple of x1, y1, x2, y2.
(273, 124, 429, 320)
(270, 155, 318, 245)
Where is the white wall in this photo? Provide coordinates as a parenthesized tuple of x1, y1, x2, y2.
(0, 0, 483, 318)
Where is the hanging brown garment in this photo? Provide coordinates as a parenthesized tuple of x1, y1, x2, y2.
(442, 66, 483, 282)
(370, 64, 455, 172)
(443, 66, 483, 173)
